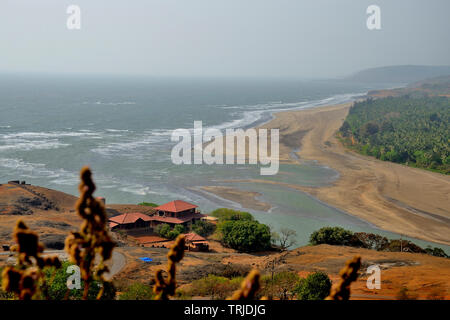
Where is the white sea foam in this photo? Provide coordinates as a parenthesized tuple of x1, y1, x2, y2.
(1, 131, 101, 139)
(118, 185, 158, 196)
(105, 129, 131, 133)
(82, 101, 137, 106)
(0, 139, 70, 151)
(0, 157, 163, 197)
(0, 158, 78, 184)
(91, 131, 169, 156)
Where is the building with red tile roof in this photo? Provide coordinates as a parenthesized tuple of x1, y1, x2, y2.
(152, 200, 204, 228)
(108, 200, 204, 232)
(184, 232, 209, 252)
(109, 212, 153, 231)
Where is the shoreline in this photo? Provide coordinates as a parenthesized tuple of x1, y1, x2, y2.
(202, 102, 450, 246)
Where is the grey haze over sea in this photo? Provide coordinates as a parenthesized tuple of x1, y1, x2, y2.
(1, 74, 447, 250)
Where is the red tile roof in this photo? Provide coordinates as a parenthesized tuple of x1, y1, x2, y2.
(149, 215, 189, 224)
(109, 222, 119, 228)
(184, 233, 206, 242)
(109, 212, 153, 225)
(154, 200, 198, 213)
(150, 212, 206, 224)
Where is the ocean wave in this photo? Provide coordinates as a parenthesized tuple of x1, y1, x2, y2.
(1, 131, 101, 140)
(0, 158, 78, 184)
(0, 139, 70, 151)
(118, 185, 158, 196)
(105, 129, 131, 133)
(82, 101, 137, 106)
(0, 157, 162, 196)
(91, 131, 170, 156)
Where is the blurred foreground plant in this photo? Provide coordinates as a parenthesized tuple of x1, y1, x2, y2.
(154, 234, 185, 300)
(228, 269, 262, 300)
(1, 220, 61, 300)
(325, 256, 361, 300)
(64, 166, 115, 300)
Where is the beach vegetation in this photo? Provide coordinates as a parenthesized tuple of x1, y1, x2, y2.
(309, 227, 449, 258)
(339, 96, 449, 174)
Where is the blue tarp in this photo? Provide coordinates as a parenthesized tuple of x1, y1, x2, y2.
(139, 257, 153, 262)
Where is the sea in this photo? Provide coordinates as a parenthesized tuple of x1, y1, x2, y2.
(0, 74, 447, 251)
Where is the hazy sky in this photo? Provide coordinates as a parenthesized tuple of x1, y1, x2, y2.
(1, 0, 449, 78)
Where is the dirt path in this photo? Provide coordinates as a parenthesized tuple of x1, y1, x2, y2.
(105, 251, 126, 280)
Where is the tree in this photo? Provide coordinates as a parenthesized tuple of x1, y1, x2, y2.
(309, 227, 354, 246)
(360, 121, 379, 138)
(294, 271, 331, 300)
(339, 121, 351, 137)
(211, 208, 254, 222)
(168, 224, 185, 240)
(341, 96, 450, 174)
(352, 232, 389, 251)
(192, 220, 216, 237)
(424, 247, 449, 258)
(155, 223, 171, 238)
(277, 228, 297, 250)
(219, 220, 271, 252)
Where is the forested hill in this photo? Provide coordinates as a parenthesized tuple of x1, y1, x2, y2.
(346, 65, 450, 84)
(339, 95, 450, 174)
(368, 75, 450, 98)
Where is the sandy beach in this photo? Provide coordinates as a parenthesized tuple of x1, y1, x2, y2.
(203, 103, 450, 246)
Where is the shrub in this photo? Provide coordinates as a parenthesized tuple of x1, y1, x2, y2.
(352, 232, 389, 251)
(192, 220, 215, 237)
(43, 262, 116, 300)
(188, 275, 243, 300)
(119, 282, 154, 300)
(155, 223, 172, 238)
(424, 247, 449, 258)
(294, 271, 332, 300)
(261, 271, 300, 300)
(211, 208, 254, 222)
(309, 227, 354, 246)
(168, 224, 185, 240)
(385, 240, 425, 253)
(219, 220, 271, 252)
(396, 286, 418, 300)
(156, 224, 185, 240)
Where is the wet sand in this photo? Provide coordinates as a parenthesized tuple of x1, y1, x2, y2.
(204, 103, 450, 246)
